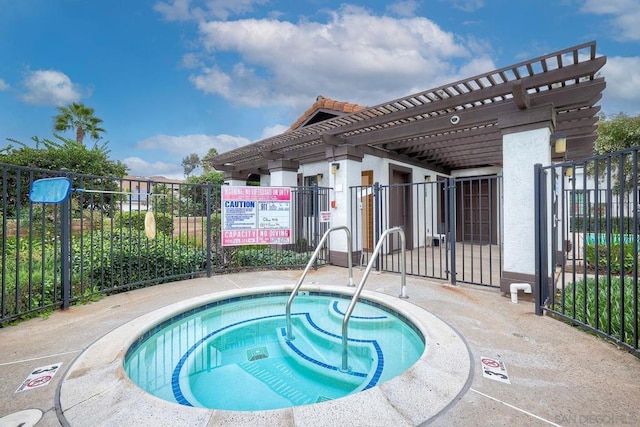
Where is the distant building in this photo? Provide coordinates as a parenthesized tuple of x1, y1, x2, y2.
(120, 175, 183, 211)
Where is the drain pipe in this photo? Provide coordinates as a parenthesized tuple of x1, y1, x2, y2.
(510, 283, 532, 303)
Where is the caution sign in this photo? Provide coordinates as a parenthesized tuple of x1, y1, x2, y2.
(15, 362, 63, 392)
(481, 356, 510, 384)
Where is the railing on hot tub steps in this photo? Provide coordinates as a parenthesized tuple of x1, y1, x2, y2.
(285, 225, 354, 341)
(277, 314, 379, 389)
(285, 226, 407, 374)
(340, 226, 407, 372)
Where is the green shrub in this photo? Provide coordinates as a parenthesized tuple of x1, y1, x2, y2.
(231, 247, 310, 267)
(177, 232, 205, 248)
(1, 236, 64, 319)
(210, 212, 221, 227)
(72, 230, 207, 290)
(585, 241, 639, 274)
(557, 276, 639, 348)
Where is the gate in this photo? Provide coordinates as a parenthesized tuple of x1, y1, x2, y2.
(535, 147, 640, 356)
(350, 175, 502, 287)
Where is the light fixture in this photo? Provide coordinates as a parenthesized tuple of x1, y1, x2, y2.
(331, 163, 340, 174)
(564, 167, 573, 178)
(551, 133, 567, 154)
(317, 173, 324, 181)
(424, 175, 432, 182)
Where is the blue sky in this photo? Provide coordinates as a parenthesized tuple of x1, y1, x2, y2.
(1, 0, 639, 179)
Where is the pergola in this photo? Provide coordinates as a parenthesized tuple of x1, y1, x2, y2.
(211, 41, 606, 176)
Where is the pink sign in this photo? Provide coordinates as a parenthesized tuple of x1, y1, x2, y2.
(221, 186, 292, 246)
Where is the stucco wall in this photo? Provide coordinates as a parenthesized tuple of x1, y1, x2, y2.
(502, 127, 551, 275)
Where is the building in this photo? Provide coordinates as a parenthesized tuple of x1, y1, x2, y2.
(209, 41, 606, 295)
(120, 175, 183, 211)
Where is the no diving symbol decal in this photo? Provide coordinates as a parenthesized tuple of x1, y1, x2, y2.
(27, 375, 52, 388)
(481, 358, 500, 368)
(15, 362, 63, 392)
(481, 356, 510, 384)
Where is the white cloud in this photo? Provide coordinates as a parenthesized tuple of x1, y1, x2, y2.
(135, 133, 251, 157)
(181, 52, 203, 69)
(0, 79, 9, 91)
(123, 157, 185, 180)
(21, 70, 82, 106)
(450, 56, 495, 82)
(205, 0, 268, 20)
(581, 0, 640, 41)
(581, 0, 633, 15)
(154, 0, 194, 22)
(128, 133, 254, 178)
(190, 66, 234, 98)
(446, 0, 485, 12)
(386, 0, 420, 17)
(154, 0, 267, 21)
(191, 5, 477, 109)
(600, 56, 640, 115)
(261, 124, 289, 139)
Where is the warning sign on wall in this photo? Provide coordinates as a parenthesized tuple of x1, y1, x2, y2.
(221, 186, 292, 246)
(15, 362, 63, 392)
(319, 211, 331, 223)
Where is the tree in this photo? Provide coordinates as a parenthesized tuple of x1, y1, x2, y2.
(181, 171, 224, 216)
(594, 113, 640, 154)
(590, 113, 640, 194)
(1, 135, 127, 214)
(54, 102, 105, 145)
(187, 171, 224, 186)
(2, 135, 126, 176)
(181, 153, 200, 178)
(201, 148, 219, 173)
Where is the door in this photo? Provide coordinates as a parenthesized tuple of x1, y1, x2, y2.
(389, 168, 413, 250)
(457, 177, 497, 244)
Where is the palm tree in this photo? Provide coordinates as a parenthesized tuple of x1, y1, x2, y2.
(53, 102, 106, 145)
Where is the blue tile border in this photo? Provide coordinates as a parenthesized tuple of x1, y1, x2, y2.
(331, 300, 388, 320)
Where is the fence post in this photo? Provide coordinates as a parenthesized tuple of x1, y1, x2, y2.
(373, 182, 380, 271)
(448, 177, 457, 285)
(60, 197, 71, 310)
(534, 163, 548, 316)
(206, 184, 212, 277)
(313, 184, 320, 270)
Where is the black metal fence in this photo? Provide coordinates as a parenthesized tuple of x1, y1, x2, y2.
(350, 176, 502, 287)
(535, 147, 640, 356)
(0, 163, 327, 325)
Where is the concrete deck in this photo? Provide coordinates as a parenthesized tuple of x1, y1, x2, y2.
(1, 266, 639, 426)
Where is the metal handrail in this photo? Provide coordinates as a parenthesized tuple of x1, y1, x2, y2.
(341, 226, 407, 372)
(285, 226, 354, 341)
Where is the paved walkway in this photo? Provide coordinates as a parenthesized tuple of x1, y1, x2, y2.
(0, 266, 638, 426)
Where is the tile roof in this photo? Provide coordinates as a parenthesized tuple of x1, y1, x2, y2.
(289, 95, 367, 130)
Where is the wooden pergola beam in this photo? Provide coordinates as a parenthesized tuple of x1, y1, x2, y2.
(209, 42, 605, 174)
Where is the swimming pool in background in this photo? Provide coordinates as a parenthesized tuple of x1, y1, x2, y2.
(124, 292, 425, 411)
